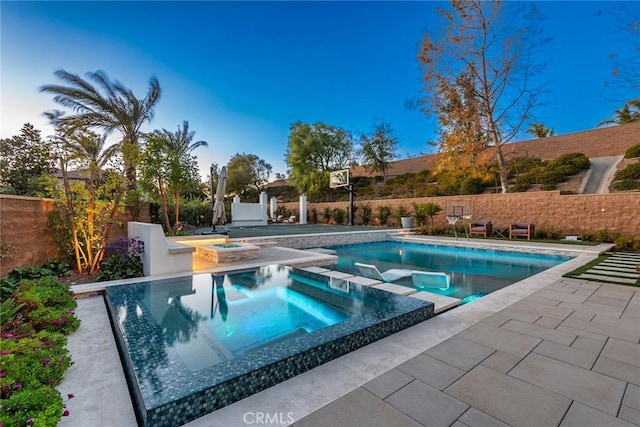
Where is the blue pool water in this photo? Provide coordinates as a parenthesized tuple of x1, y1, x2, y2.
(104, 265, 433, 426)
(330, 241, 572, 300)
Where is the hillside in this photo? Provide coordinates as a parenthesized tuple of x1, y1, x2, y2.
(351, 121, 640, 178)
(264, 122, 640, 201)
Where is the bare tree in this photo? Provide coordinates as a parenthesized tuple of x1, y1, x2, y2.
(418, 0, 548, 192)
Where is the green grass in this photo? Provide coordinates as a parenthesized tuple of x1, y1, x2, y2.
(563, 252, 640, 287)
(563, 254, 612, 277)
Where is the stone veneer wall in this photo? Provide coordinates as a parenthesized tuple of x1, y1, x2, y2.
(242, 230, 393, 249)
(281, 192, 640, 237)
(0, 195, 150, 276)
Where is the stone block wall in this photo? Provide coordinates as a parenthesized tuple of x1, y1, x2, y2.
(0, 195, 58, 276)
(282, 192, 640, 236)
(0, 195, 150, 276)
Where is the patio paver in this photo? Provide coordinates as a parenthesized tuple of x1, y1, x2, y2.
(509, 352, 627, 415)
(386, 380, 469, 427)
(445, 365, 572, 427)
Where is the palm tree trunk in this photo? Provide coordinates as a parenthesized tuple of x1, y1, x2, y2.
(158, 179, 172, 233)
(174, 193, 180, 226)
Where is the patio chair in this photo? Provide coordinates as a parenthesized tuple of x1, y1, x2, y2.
(509, 223, 535, 240)
(469, 220, 493, 238)
(411, 271, 450, 290)
(354, 262, 413, 282)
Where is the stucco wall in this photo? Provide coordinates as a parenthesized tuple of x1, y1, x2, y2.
(282, 192, 640, 236)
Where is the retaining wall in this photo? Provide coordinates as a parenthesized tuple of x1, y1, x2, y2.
(281, 192, 640, 236)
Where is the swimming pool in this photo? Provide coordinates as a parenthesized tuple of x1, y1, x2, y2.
(329, 241, 572, 300)
(105, 265, 433, 426)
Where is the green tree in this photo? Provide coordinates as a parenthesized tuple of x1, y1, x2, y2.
(285, 121, 354, 199)
(359, 120, 399, 182)
(40, 69, 161, 191)
(139, 132, 175, 232)
(597, 99, 640, 127)
(160, 121, 208, 222)
(418, 1, 547, 193)
(60, 128, 124, 274)
(0, 124, 56, 195)
(226, 153, 272, 200)
(526, 123, 555, 138)
(45, 111, 126, 274)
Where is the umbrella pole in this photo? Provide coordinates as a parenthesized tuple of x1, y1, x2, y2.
(210, 164, 216, 232)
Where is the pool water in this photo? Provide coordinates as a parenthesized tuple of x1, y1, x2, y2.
(105, 265, 433, 426)
(330, 241, 572, 299)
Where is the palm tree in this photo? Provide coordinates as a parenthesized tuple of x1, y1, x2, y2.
(160, 121, 208, 223)
(40, 69, 161, 189)
(598, 98, 640, 127)
(526, 123, 555, 138)
(162, 120, 208, 158)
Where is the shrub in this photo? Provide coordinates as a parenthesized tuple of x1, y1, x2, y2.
(614, 163, 640, 180)
(0, 272, 79, 426)
(624, 143, 640, 159)
(321, 207, 331, 224)
(507, 157, 545, 176)
(0, 385, 64, 427)
(96, 237, 144, 282)
(375, 206, 392, 225)
(459, 177, 485, 195)
(594, 229, 616, 243)
(613, 179, 640, 191)
(536, 229, 548, 239)
(171, 221, 196, 236)
(413, 202, 442, 227)
(547, 152, 590, 172)
(310, 208, 318, 224)
(331, 208, 346, 225)
(613, 233, 636, 251)
(359, 204, 372, 225)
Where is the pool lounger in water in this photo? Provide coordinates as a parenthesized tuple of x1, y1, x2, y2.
(411, 270, 450, 290)
(354, 262, 413, 282)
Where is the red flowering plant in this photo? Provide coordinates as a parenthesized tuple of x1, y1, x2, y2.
(0, 265, 79, 426)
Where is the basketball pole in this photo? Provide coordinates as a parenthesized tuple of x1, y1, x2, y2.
(348, 182, 355, 226)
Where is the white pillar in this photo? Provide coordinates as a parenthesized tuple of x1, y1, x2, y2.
(259, 192, 268, 222)
(299, 194, 307, 224)
(270, 197, 277, 219)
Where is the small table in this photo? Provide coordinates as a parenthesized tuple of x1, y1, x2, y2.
(494, 227, 509, 239)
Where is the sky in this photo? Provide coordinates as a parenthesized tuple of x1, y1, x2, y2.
(1, 1, 638, 180)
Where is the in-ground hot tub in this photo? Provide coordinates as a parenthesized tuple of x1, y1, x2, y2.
(104, 265, 434, 426)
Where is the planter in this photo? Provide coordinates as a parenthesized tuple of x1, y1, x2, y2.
(401, 216, 415, 229)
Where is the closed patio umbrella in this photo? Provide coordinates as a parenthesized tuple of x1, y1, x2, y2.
(212, 166, 227, 230)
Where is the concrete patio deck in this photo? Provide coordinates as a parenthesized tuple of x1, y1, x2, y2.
(57, 239, 640, 427)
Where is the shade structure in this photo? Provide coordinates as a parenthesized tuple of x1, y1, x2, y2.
(213, 166, 227, 226)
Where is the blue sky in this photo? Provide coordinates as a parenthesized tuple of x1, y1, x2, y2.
(1, 1, 638, 179)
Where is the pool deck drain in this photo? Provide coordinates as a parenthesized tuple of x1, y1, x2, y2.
(59, 238, 627, 427)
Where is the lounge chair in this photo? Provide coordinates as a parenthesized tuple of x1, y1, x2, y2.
(469, 220, 493, 238)
(509, 223, 535, 240)
(411, 271, 450, 290)
(354, 262, 413, 282)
